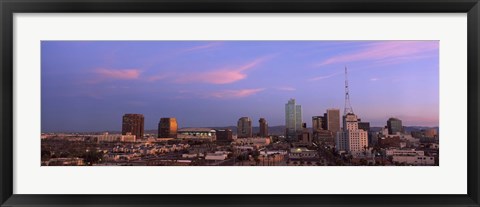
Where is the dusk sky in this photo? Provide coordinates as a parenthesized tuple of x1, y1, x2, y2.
(41, 41, 439, 132)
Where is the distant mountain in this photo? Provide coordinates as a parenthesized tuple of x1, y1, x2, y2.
(369, 126, 439, 133)
(403, 126, 439, 133)
(46, 125, 438, 135)
(155, 125, 288, 136)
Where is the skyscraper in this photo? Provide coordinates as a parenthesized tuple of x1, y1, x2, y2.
(285, 98, 302, 140)
(122, 114, 144, 140)
(259, 118, 268, 137)
(326, 109, 340, 133)
(312, 116, 326, 131)
(358, 121, 370, 132)
(237, 117, 252, 138)
(387, 117, 403, 134)
(336, 113, 368, 156)
(158, 117, 178, 138)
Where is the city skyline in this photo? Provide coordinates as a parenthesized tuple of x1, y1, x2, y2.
(42, 41, 439, 132)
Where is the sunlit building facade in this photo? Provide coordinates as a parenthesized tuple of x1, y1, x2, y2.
(158, 117, 178, 138)
(336, 113, 368, 156)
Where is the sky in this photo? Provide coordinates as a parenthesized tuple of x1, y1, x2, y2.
(41, 41, 439, 132)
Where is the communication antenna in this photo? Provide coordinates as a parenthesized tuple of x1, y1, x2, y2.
(344, 66, 354, 115)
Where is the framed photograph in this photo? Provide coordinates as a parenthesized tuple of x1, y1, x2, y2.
(1, 0, 479, 206)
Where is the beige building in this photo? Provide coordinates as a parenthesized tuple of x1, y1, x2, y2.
(387, 149, 435, 165)
(121, 133, 136, 142)
(336, 113, 368, 157)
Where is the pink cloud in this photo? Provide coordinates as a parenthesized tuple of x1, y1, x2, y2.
(172, 88, 266, 99)
(317, 41, 438, 66)
(206, 88, 265, 99)
(175, 57, 268, 84)
(94, 68, 141, 80)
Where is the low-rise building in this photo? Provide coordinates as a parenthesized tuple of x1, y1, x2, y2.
(177, 128, 216, 141)
(386, 149, 435, 165)
(234, 137, 271, 147)
(182, 153, 204, 158)
(47, 157, 85, 166)
(288, 147, 318, 159)
(121, 133, 136, 142)
(205, 152, 229, 161)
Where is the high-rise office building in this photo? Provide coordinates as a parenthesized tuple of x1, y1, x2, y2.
(298, 123, 312, 146)
(312, 116, 326, 131)
(326, 109, 340, 133)
(358, 121, 370, 132)
(237, 117, 252, 138)
(387, 117, 403, 135)
(158, 117, 178, 138)
(336, 113, 368, 156)
(285, 98, 302, 140)
(358, 121, 373, 146)
(122, 114, 144, 140)
(259, 118, 268, 137)
(313, 116, 331, 143)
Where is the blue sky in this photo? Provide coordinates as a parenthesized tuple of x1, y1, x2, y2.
(41, 41, 439, 132)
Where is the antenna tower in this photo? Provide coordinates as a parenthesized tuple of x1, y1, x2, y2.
(344, 66, 354, 115)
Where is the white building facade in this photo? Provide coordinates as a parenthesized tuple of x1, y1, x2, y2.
(336, 113, 368, 157)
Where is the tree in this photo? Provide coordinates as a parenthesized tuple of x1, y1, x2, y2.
(254, 158, 260, 166)
(82, 149, 103, 166)
(359, 158, 368, 166)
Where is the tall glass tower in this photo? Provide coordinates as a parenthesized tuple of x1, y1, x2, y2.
(285, 98, 302, 140)
(237, 117, 252, 138)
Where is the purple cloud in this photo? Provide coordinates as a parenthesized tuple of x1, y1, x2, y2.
(174, 57, 268, 84)
(317, 41, 438, 66)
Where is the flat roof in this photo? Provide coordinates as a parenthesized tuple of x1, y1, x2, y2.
(178, 128, 215, 132)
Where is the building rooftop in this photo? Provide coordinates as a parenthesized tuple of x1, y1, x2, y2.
(178, 128, 215, 133)
(290, 147, 315, 152)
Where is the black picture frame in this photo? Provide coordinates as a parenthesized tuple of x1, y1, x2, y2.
(1, 0, 479, 206)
